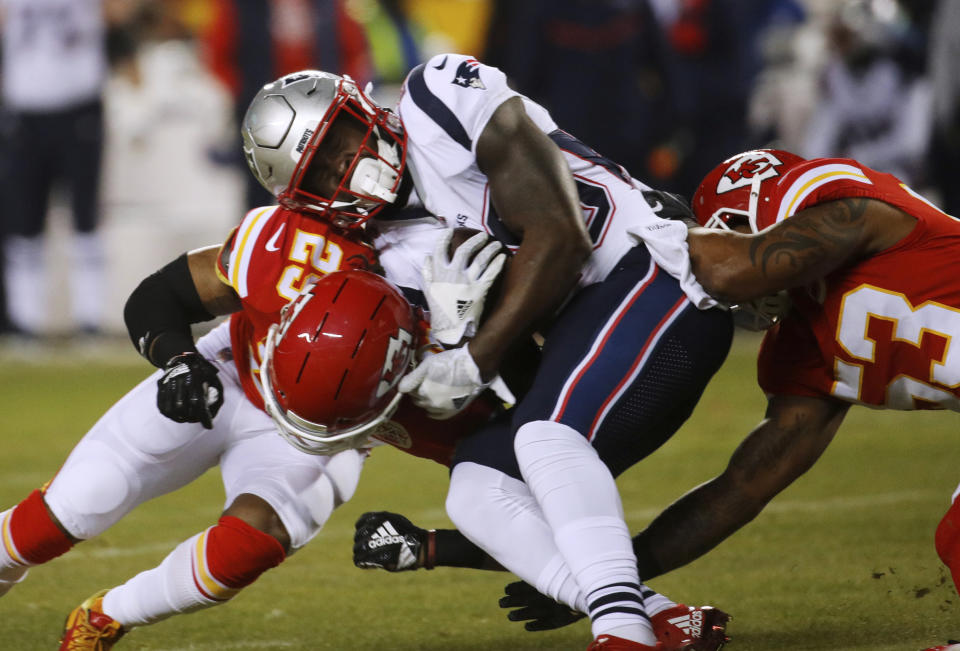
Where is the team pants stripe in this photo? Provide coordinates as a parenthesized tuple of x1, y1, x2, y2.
(586, 296, 689, 441)
(550, 259, 658, 423)
(541, 248, 693, 438)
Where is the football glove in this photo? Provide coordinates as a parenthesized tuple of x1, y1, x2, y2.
(499, 580, 586, 632)
(731, 290, 792, 331)
(157, 352, 224, 429)
(423, 230, 506, 346)
(642, 188, 696, 225)
(353, 511, 427, 571)
(398, 344, 490, 420)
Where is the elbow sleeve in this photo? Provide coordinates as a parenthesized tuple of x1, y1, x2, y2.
(124, 253, 216, 367)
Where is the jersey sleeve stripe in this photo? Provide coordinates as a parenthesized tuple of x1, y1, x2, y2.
(775, 164, 872, 224)
(406, 64, 473, 151)
(228, 207, 274, 298)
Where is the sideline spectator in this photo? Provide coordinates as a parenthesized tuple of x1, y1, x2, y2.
(928, 0, 960, 215)
(0, 0, 130, 337)
(800, 0, 932, 185)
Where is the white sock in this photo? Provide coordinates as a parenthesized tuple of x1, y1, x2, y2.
(4, 236, 46, 333)
(0, 508, 31, 597)
(102, 532, 226, 627)
(69, 232, 105, 331)
(446, 463, 583, 610)
(515, 420, 653, 644)
(641, 584, 677, 617)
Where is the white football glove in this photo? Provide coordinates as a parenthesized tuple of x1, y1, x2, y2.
(422, 230, 506, 346)
(398, 345, 491, 420)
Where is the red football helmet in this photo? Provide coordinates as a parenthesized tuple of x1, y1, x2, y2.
(692, 149, 806, 331)
(261, 270, 417, 455)
(692, 149, 806, 234)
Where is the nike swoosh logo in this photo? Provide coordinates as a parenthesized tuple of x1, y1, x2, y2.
(649, 200, 663, 213)
(433, 55, 448, 70)
(265, 224, 285, 252)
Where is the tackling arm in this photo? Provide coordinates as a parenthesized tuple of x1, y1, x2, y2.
(124, 245, 241, 428)
(124, 246, 240, 367)
(467, 96, 591, 380)
(632, 394, 849, 579)
(687, 197, 916, 304)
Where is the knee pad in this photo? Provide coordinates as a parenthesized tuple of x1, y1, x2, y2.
(297, 473, 337, 536)
(445, 465, 480, 534)
(293, 449, 364, 542)
(204, 516, 286, 591)
(323, 448, 365, 505)
(514, 420, 590, 466)
(3, 490, 74, 565)
(43, 441, 136, 540)
(445, 462, 538, 552)
(514, 420, 597, 486)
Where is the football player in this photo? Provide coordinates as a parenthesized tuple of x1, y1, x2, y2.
(239, 59, 734, 649)
(0, 75, 461, 647)
(396, 148, 960, 649)
(264, 264, 731, 651)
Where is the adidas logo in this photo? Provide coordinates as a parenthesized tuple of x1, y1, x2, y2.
(666, 609, 703, 637)
(455, 299, 473, 319)
(366, 521, 406, 549)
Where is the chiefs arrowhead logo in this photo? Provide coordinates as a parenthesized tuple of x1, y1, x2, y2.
(376, 328, 414, 398)
(716, 151, 785, 194)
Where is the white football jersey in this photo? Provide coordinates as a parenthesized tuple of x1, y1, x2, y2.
(389, 53, 713, 308)
(0, 0, 106, 111)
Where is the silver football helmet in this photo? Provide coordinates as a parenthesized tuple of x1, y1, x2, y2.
(241, 70, 406, 228)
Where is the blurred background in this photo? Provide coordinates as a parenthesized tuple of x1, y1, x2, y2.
(0, 0, 954, 339)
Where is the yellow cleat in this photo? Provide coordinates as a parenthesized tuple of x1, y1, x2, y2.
(59, 590, 126, 650)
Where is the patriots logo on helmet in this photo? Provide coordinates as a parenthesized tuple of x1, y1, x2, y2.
(452, 59, 486, 90)
(280, 72, 315, 87)
(716, 151, 786, 194)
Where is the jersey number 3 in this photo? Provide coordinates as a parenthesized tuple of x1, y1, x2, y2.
(833, 284, 960, 409)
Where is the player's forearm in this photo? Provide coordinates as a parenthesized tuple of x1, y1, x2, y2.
(635, 395, 848, 579)
(687, 228, 780, 303)
(631, 473, 771, 580)
(469, 231, 586, 379)
(432, 529, 504, 570)
(470, 96, 590, 379)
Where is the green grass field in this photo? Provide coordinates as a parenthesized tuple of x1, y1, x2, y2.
(0, 332, 957, 650)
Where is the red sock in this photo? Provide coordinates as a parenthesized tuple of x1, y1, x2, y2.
(935, 498, 960, 595)
(204, 516, 286, 590)
(4, 490, 74, 565)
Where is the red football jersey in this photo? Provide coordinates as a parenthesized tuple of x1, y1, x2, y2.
(217, 205, 488, 465)
(217, 206, 379, 409)
(757, 159, 960, 410)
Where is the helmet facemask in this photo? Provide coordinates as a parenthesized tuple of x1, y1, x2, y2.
(281, 77, 406, 229)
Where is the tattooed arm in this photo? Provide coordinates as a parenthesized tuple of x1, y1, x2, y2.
(686, 198, 917, 303)
(632, 394, 849, 579)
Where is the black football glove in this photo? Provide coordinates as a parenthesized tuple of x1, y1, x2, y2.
(157, 352, 224, 429)
(642, 188, 696, 225)
(499, 580, 586, 632)
(353, 511, 427, 571)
